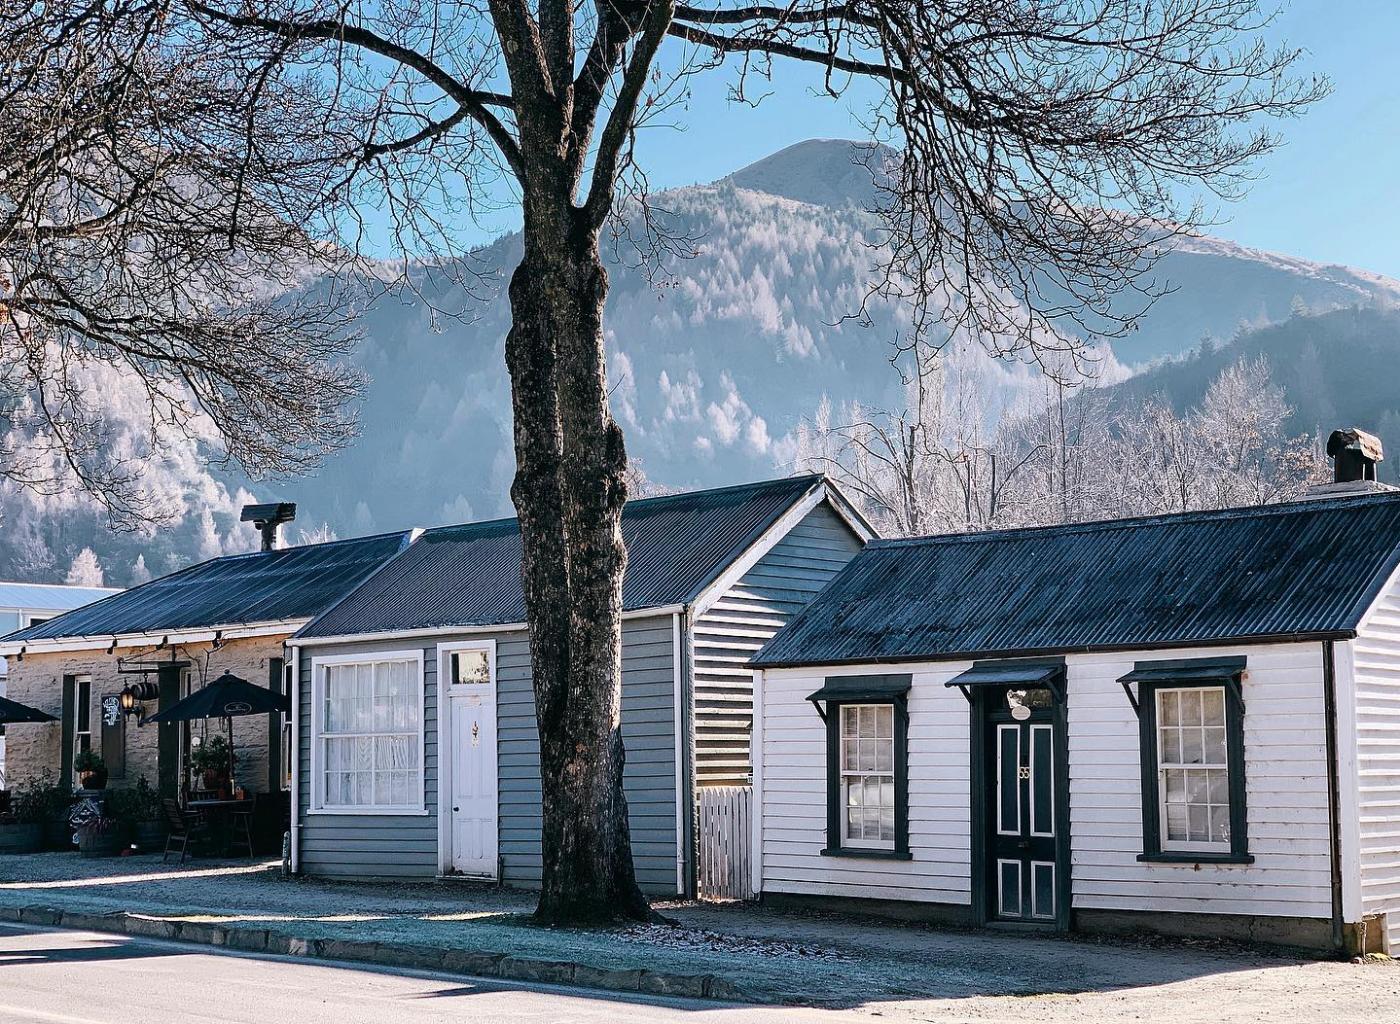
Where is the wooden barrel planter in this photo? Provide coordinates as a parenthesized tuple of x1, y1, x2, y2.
(76, 827, 125, 858)
(0, 824, 43, 854)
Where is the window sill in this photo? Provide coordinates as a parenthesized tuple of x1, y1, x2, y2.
(1137, 851, 1254, 865)
(821, 846, 912, 861)
(307, 807, 430, 817)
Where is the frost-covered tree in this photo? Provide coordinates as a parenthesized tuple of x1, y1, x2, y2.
(798, 356, 1321, 535)
(65, 548, 104, 587)
(130, 555, 153, 585)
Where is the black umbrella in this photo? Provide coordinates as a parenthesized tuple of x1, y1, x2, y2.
(147, 672, 290, 792)
(146, 671, 289, 723)
(0, 694, 58, 724)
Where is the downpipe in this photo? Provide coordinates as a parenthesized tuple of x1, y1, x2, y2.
(1322, 640, 1345, 953)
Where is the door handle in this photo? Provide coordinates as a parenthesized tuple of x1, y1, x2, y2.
(453, 806, 460, 812)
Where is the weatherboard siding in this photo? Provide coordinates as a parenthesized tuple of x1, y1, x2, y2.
(1351, 568, 1400, 953)
(296, 614, 679, 893)
(758, 642, 1334, 924)
(692, 501, 864, 786)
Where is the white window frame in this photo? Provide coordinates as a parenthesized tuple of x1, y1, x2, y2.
(838, 702, 896, 852)
(1155, 685, 1232, 855)
(72, 674, 92, 787)
(309, 649, 427, 815)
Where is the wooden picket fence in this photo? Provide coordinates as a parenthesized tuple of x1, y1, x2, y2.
(698, 785, 754, 901)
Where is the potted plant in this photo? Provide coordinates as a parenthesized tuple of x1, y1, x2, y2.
(190, 735, 235, 794)
(107, 777, 167, 851)
(74, 749, 108, 790)
(28, 777, 76, 850)
(0, 781, 48, 854)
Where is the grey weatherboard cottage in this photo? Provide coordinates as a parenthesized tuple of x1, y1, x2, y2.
(287, 475, 871, 896)
(750, 480, 1400, 955)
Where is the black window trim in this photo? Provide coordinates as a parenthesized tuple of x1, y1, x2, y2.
(812, 674, 912, 861)
(1132, 656, 1252, 865)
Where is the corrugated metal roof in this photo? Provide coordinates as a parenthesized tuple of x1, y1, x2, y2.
(753, 493, 1400, 667)
(2, 532, 411, 644)
(298, 475, 824, 638)
(0, 582, 120, 612)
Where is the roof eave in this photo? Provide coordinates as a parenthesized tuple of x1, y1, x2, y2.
(288, 603, 688, 647)
(751, 628, 1360, 671)
(0, 618, 310, 657)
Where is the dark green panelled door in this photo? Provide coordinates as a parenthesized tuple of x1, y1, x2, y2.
(984, 688, 1061, 924)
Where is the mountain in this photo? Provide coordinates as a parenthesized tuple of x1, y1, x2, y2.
(1104, 306, 1400, 483)
(7, 138, 1400, 583)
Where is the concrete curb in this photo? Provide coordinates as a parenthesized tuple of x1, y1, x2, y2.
(0, 904, 753, 1003)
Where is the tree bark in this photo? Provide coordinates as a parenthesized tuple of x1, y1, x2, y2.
(504, 203, 650, 925)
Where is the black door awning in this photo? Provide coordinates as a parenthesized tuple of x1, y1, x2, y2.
(0, 694, 58, 724)
(944, 659, 1066, 702)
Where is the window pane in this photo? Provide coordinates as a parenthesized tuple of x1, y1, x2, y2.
(1181, 728, 1204, 765)
(1181, 690, 1202, 726)
(1210, 804, 1231, 842)
(1208, 769, 1229, 805)
(1203, 727, 1227, 764)
(875, 740, 893, 772)
(859, 707, 875, 738)
(1160, 690, 1180, 726)
(1160, 726, 1181, 765)
(1166, 801, 1189, 842)
(452, 650, 491, 686)
(1201, 688, 1226, 726)
(876, 706, 892, 738)
(1188, 802, 1209, 842)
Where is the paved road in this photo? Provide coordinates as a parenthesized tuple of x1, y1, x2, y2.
(0, 924, 854, 1024)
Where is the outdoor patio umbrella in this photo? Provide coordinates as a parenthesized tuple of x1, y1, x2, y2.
(0, 694, 57, 724)
(145, 671, 290, 723)
(146, 672, 290, 788)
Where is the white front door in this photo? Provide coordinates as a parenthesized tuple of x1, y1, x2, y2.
(440, 642, 498, 878)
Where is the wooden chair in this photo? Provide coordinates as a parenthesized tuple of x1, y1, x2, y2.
(228, 796, 256, 859)
(162, 799, 208, 864)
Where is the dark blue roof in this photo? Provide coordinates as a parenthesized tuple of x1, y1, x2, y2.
(298, 475, 827, 638)
(2, 532, 412, 643)
(753, 493, 1400, 667)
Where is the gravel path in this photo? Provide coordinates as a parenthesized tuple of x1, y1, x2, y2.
(1, 852, 1395, 1019)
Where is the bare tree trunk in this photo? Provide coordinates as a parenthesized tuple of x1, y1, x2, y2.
(504, 208, 650, 925)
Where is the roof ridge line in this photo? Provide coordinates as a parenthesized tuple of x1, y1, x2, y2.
(423, 473, 826, 537)
(871, 491, 1400, 549)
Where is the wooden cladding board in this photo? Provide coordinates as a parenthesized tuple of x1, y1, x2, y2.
(296, 614, 680, 893)
(1352, 569, 1400, 953)
(758, 642, 1336, 921)
(692, 502, 864, 787)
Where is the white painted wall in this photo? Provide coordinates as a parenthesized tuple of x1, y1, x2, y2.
(757, 641, 1336, 924)
(1351, 562, 1400, 952)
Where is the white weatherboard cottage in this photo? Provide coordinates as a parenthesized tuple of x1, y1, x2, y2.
(750, 450, 1400, 954)
(285, 475, 871, 897)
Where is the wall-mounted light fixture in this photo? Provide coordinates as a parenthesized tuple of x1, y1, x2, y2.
(16, 646, 25, 663)
(119, 680, 160, 722)
(211, 631, 224, 651)
(106, 639, 117, 655)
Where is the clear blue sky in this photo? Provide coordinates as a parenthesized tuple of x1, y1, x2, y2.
(616, 3, 1400, 279)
